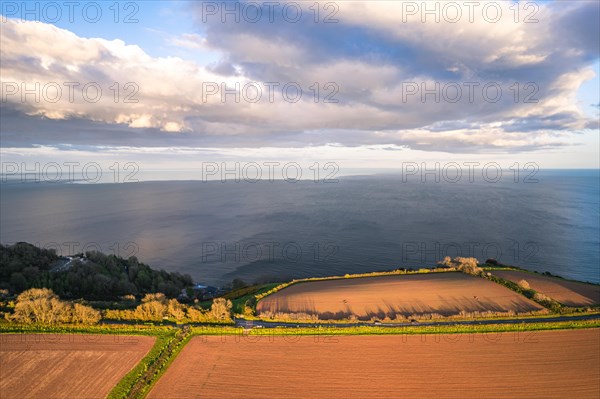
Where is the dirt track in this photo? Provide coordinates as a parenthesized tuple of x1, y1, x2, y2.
(493, 270, 600, 307)
(148, 329, 600, 399)
(0, 334, 155, 399)
(256, 272, 544, 320)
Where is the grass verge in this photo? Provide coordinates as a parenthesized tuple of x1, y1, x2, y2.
(109, 327, 191, 399)
(189, 318, 600, 336)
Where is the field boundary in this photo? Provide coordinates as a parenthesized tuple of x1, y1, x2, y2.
(109, 327, 191, 399)
(482, 266, 600, 286)
(189, 319, 600, 336)
(249, 265, 600, 322)
(482, 270, 600, 314)
(3, 319, 599, 399)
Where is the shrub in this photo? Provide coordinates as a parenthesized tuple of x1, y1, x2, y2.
(243, 304, 254, 317)
(441, 257, 482, 275)
(518, 279, 530, 290)
(534, 292, 551, 302)
(71, 303, 101, 324)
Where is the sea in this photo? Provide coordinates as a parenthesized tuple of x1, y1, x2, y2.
(1, 170, 598, 286)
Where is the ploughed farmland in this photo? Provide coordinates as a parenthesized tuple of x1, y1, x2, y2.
(492, 270, 600, 307)
(256, 272, 545, 320)
(0, 334, 155, 399)
(148, 329, 600, 399)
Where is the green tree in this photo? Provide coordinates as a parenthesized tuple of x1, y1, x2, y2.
(10, 272, 28, 292)
(232, 278, 247, 290)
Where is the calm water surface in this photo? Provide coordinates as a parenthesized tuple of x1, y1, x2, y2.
(1, 171, 598, 285)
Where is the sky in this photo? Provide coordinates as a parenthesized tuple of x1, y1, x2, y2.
(1, 0, 599, 175)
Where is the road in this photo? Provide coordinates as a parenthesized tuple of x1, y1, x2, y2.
(234, 313, 600, 329)
(100, 313, 599, 329)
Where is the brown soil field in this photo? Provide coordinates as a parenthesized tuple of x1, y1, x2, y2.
(0, 334, 155, 399)
(493, 270, 600, 307)
(256, 272, 545, 320)
(148, 329, 600, 399)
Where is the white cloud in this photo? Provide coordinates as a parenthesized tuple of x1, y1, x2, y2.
(1, 0, 598, 156)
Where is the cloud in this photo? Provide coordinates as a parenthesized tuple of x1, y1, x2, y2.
(1, 1, 598, 154)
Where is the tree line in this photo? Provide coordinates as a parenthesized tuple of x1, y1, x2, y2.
(5, 288, 233, 325)
(0, 242, 193, 300)
(104, 294, 233, 323)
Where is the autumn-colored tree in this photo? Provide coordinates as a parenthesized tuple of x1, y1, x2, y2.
(167, 298, 186, 321)
(71, 303, 101, 324)
(209, 298, 233, 322)
(11, 288, 99, 325)
(16, 288, 56, 301)
(186, 307, 208, 322)
(134, 300, 167, 321)
(12, 288, 69, 324)
(142, 293, 167, 304)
